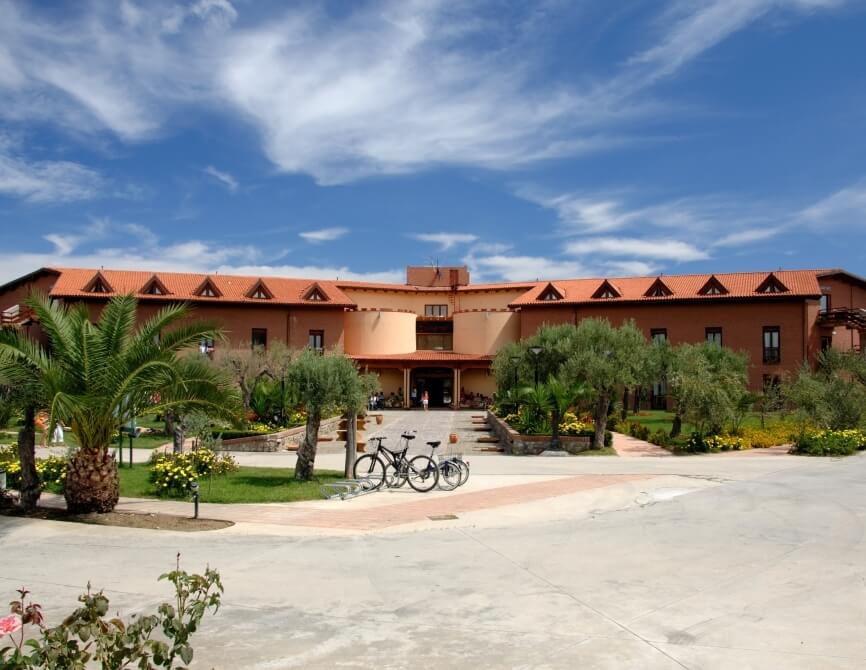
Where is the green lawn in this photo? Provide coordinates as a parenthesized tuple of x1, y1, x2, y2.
(118, 464, 344, 503)
(620, 410, 781, 435)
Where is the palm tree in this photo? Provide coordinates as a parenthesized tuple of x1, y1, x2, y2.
(545, 377, 590, 450)
(0, 293, 239, 513)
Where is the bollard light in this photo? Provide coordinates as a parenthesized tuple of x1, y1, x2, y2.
(190, 481, 200, 520)
(0, 469, 6, 490)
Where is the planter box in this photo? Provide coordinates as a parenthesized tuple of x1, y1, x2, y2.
(220, 416, 341, 452)
(486, 411, 594, 455)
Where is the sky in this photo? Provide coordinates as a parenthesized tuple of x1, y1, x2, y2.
(1, 0, 865, 285)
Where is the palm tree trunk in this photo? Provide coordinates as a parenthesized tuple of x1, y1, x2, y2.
(17, 405, 40, 512)
(593, 392, 609, 450)
(621, 387, 629, 421)
(295, 410, 321, 481)
(344, 411, 357, 478)
(550, 407, 561, 450)
(64, 448, 119, 514)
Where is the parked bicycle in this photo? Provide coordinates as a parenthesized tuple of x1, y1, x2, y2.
(353, 432, 439, 492)
(437, 449, 470, 491)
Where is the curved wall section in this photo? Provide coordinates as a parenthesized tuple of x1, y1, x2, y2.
(344, 310, 417, 355)
(453, 311, 519, 355)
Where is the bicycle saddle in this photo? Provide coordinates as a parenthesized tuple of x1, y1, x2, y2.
(401, 433, 416, 440)
(426, 441, 441, 448)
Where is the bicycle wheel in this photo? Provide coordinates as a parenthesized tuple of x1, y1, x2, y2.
(406, 455, 439, 492)
(437, 459, 461, 491)
(353, 454, 386, 489)
(385, 462, 408, 488)
(456, 459, 470, 487)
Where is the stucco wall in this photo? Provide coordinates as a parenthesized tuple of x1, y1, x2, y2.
(370, 367, 404, 395)
(453, 310, 520, 355)
(519, 299, 812, 390)
(460, 368, 496, 397)
(343, 310, 416, 355)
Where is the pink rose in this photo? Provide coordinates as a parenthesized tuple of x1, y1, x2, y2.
(0, 614, 22, 636)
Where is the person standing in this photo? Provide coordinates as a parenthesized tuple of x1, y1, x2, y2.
(422, 390, 429, 411)
(411, 387, 418, 407)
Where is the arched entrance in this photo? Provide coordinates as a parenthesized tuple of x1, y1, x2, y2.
(410, 367, 454, 407)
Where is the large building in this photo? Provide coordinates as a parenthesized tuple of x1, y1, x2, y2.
(2, 265, 865, 408)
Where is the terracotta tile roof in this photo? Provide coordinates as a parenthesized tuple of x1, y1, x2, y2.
(335, 280, 532, 293)
(47, 268, 355, 307)
(350, 351, 493, 363)
(509, 270, 822, 306)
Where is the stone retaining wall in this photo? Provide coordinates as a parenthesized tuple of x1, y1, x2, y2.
(220, 416, 341, 452)
(486, 411, 593, 455)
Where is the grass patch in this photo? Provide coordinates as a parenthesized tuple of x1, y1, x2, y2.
(118, 464, 343, 503)
(620, 410, 783, 435)
(574, 447, 617, 456)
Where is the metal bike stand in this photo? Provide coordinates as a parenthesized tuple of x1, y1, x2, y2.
(319, 477, 380, 501)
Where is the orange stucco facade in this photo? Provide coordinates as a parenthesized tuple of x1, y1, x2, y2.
(2, 265, 864, 408)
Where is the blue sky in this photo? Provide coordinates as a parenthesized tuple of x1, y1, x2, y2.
(1, 0, 865, 284)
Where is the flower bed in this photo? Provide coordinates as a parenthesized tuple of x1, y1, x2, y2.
(791, 429, 866, 456)
(488, 411, 611, 455)
(149, 449, 238, 497)
(0, 446, 67, 493)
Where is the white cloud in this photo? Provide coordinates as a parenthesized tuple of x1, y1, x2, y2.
(603, 260, 659, 277)
(0, 1, 849, 185)
(203, 165, 238, 192)
(298, 227, 349, 243)
(564, 237, 709, 262)
(466, 254, 587, 283)
(798, 179, 866, 226)
(412, 233, 479, 250)
(216, 264, 403, 284)
(0, 153, 104, 202)
(712, 227, 782, 248)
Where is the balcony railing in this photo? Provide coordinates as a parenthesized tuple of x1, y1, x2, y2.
(0, 305, 33, 326)
(763, 347, 780, 364)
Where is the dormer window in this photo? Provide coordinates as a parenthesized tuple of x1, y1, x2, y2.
(83, 272, 113, 294)
(141, 276, 170, 296)
(592, 280, 621, 300)
(644, 278, 672, 298)
(538, 282, 564, 301)
(246, 279, 273, 300)
(302, 283, 329, 302)
(698, 275, 728, 296)
(193, 277, 222, 298)
(756, 273, 789, 294)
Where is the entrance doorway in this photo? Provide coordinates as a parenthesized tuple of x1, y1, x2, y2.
(410, 367, 453, 407)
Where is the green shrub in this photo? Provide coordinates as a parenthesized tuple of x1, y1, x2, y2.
(792, 429, 866, 456)
(649, 429, 669, 447)
(1, 562, 222, 669)
(0, 447, 67, 493)
(627, 422, 650, 441)
(149, 449, 239, 497)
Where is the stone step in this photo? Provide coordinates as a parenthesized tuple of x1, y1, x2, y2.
(476, 436, 501, 443)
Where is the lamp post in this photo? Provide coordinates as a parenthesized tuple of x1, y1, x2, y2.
(529, 346, 543, 387)
(510, 356, 521, 389)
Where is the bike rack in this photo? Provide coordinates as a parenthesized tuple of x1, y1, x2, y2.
(320, 477, 380, 501)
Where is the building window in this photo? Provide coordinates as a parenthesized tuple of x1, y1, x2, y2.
(819, 294, 830, 313)
(199, 337, 215, 355)
(424, 304, 448, 317)
(706, 327, 722, 346)
(763, 327, 780, 364)
(821, 335, 832, 352)
(251, 328, 267, 349)
(650, 329, 667, 343)
(309, 330, 324, 352)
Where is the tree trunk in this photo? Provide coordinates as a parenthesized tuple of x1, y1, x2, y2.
(295, 411, 321, 481)
(17, 405, 40, 512)
(344, 411, 357, 478)
(550, 407, 561, 450)
(670, 410, 682, 438)
(593, 392, 609, 450)
(173, 423, 185, 454)
(64, 448, 119, 513)
(621, 388, 629, 421)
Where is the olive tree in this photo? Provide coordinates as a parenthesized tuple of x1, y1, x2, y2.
(563, 319, 649, 449)
(291, 350, 366, 481)
(668, 342, 749, 436)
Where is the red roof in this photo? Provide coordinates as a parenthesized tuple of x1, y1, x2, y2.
(350, 351, 493, 363)
(509, 270, 822, 306)
(48, 268, 354, 307)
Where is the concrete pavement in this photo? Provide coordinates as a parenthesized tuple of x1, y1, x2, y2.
(2, 447, 865, 668)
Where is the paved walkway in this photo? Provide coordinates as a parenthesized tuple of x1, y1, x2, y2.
(612, 431, 671, 457)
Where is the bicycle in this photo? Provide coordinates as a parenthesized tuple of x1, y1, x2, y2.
(434, 445, 470, 491)
(353, 433, 439, 493)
